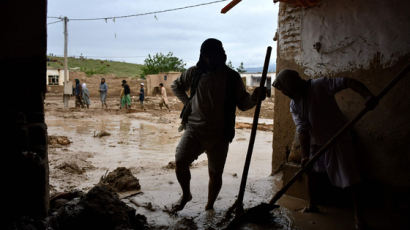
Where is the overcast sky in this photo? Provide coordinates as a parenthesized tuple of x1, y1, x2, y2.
(47, 0, 279, 68)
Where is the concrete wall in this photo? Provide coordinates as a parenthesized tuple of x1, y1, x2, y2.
(240, 72, 275, 87)
(146, 72, 181, 96)
(273, 0, 410, 187)
(2, 0, 49, 224)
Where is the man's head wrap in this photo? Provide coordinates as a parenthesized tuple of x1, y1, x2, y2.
(273, 69, 301, 92)
(197, 38, 227, 72)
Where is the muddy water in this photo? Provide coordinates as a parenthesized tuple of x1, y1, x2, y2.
(46, 97, 294, 230)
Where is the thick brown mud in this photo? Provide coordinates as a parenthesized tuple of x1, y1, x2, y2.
(45, 95, 295, 229)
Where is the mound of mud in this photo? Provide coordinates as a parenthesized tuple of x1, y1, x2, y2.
(49, 136, 71, 147)
(162, 161, 206, 170)
(56, 162, 84, 174)
(99, 167, 141, 192)
(163, 161, 176, 169)
(235, 122, 273, 131)
(173, 217, 198, 230)
(93, 130, 111, 138)
(48, 184, 147, 230)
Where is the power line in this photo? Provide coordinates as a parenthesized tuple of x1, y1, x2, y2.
(48, 54, 147, 59)
(47, 0, 227, 21)
(47, 19, 63, 25)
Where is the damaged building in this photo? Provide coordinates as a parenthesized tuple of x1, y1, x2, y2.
(272, 0, 410, 228)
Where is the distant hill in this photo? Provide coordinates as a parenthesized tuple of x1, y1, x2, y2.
(245, 63, 276, 73)
(47, 56, 144, 78)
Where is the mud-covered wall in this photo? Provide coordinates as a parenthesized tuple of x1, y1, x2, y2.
(2, 0, 49, 225)
(273, 0, 410, 187)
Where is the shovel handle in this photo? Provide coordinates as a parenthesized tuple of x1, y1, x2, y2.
(236, 46, 272, 212)
(269, 62, 410, 207)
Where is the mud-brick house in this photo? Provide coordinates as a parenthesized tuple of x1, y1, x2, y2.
(46, 67, 69, 86)
(272, 0, 410, 208)
(145, 72, 181, 96)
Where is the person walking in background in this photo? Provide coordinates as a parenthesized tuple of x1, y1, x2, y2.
(121, 80, 131, 110)
(99, 78, 108, 109)
(139, 83, 145, 110)
(159, 83, 170, 111)
(74, 79, 84, 108)
(82, 83, 90, 109)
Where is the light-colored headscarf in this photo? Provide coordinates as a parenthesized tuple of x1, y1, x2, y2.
(82, 83, 87, 89)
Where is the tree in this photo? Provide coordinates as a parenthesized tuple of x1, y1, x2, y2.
(141, 52, 186, 78)
(236, 62, 246, 73)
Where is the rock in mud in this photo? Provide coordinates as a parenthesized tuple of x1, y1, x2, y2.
(49, 136, 71, 147)
(93, 130, 111, 138)
(163, 161, 177, 169)
(47, 184, 148, 230)
(99, 167, 141, 192)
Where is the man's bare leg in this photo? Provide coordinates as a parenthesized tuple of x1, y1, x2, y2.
(172, 162, 192, 212)
(303, 172, 320, 213)
(205, 170, 223, 210)
(350, 185, 366, 230)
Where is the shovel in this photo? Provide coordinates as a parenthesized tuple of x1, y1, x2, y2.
(224, 62, 410, 229)
(223, 46, 272, 221)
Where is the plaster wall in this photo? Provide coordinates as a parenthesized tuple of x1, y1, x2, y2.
(273, 0, 410, 187)
(146, 72, 180, 96)
(240, 72, 275, 87)
(46, 69, 69, 86)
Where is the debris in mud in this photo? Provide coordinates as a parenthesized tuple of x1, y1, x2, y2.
(129, 199, 157, 212)
(162, 161, 207, 170)
(56, 162, 84, 174)
(48, 184, 148, 230)
(173, 217, 198, 230)
(48, 135, 71, 147)
(163, 161, 177, 169)
(235, 122, 273, 131)
(93, 130, 111, 138)
(99, 167, 141, 192)
(49, 190, 85, 214)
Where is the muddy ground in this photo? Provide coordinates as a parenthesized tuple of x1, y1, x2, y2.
(45, 95, 295, 229)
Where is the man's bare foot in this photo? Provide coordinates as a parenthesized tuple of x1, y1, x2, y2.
(301, 204, 320, 213)
(171, 194, 192, 213)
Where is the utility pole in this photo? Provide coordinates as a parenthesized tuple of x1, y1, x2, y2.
(63, 16, 71, 107)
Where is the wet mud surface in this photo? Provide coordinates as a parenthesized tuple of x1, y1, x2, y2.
(45, 96, 295, 229)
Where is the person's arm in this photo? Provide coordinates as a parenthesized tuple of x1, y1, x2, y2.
(235, 74, 266, 111)
(345, 78, 374, 100)
(299, 131, 310, 166)
(345, 78, 378, 109)
(171, 67, 194, 104)
(290, 103, 311, 166)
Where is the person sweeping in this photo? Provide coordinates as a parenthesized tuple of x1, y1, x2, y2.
(272, 69, 375, 230)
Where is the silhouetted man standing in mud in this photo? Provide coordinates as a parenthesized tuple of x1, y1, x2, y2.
(272, 69, 375, 230)
(171, 38, 266, 212)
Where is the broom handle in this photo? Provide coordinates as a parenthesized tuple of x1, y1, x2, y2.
(236, 46, 272, 211)
(269, 63, 410, 208)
